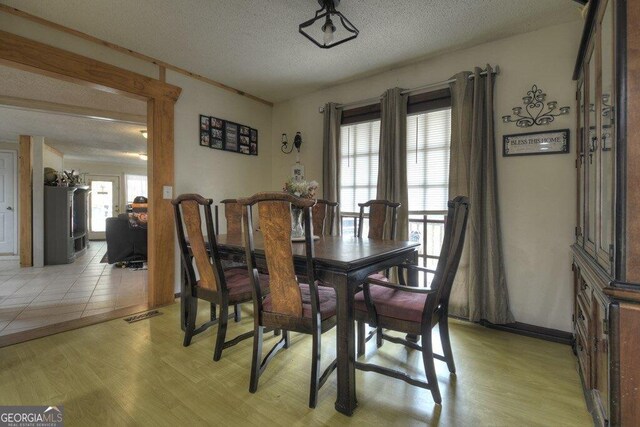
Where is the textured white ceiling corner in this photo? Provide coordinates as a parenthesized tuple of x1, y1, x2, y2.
(1, 0, 582, 102)
(0, 107, 147, 166)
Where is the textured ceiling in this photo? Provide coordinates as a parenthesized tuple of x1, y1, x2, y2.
(0, 65, 147, 164)
(1, 0, 582, 102)
(0, 107, 147, 165)
(0, 65, 146, 116)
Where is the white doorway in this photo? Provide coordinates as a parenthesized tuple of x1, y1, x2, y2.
(0, 150, 16, 254)
(88, 175, 120, 240)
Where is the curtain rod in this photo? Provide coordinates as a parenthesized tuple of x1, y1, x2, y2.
(320, 65, 500, 112)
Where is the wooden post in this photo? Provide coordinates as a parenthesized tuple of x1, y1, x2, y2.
(147, 97, 176, 307)
(18, 135, 32, 267)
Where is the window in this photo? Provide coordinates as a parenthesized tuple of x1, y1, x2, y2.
(406, 108, 451, 212)
(339, 120, 381, 234)
(337, 91, 451, 250)
(407, 107, 452, 284)
(125, 174, 148, 203)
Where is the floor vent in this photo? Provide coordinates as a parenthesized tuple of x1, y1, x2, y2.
(124, 310, 162, 323)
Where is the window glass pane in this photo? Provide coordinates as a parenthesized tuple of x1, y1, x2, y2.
(406, 108, 451, 212)
(126, 174, 148, 204)
(339, 120, 381, 215)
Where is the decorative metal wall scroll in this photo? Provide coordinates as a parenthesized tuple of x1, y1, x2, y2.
(502, 85, 570, 128)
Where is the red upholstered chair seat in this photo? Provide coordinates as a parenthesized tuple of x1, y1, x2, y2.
(367, 272, 388, 282)
(223, 268, 269, 303)
(264, 282, 336, 320)
(354, 285, 427, 323)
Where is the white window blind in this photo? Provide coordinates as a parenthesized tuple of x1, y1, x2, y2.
(406, 108, 452, 211)
(339, 120, 381, 214)
(125, 174, 148, 203)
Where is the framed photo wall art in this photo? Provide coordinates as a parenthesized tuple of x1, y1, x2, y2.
(199, 114, 258, 156)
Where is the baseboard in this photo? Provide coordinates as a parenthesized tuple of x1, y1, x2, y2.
(479, 320, 573, 346)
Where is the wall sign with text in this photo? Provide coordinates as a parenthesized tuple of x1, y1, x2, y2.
(503, 129, 569, 157)
(199, 115, 258, 156)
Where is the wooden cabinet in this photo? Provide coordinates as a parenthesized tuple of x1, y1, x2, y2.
(572, 0, 640, 425)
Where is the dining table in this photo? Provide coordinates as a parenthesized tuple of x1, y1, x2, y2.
(181, 232, 419, 416)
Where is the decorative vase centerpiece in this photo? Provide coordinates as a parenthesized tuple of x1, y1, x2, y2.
(283, 177, 319, 238)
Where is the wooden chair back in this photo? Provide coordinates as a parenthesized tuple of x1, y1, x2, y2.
(172, 193, 224, 292)
(429, 196, 470, 317)
(311, 199, 339, 236)
(239, 192, 316, 318)
(357, 199, 400, 240)
(213, 198, 244, 235)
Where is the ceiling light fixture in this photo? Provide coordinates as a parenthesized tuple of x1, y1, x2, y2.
(139, 153, 148, 161)
(140, 130, 148, 139)
(299, 0, 359, 49)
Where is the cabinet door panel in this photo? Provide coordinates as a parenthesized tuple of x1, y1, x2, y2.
(585, 42, 598, 255)
(577, 79, 586, 246)
(597, 0, 615, 271)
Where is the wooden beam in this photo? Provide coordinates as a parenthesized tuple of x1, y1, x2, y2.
(0, 30, 181, 102)
(147, 97, 175, 307)
(158, 65, 166, 83)
(1, 32, 179, 309)
(0, 95, 147, 125)
(18, 135, 32, 267)
(0, 5, 274, 107)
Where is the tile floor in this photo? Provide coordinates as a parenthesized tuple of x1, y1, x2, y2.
(0, 241, 147, 336)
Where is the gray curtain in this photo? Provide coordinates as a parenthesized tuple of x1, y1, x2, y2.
(376, 88, 409, 241)
(448, 66, 514, 324)
(322, 103, 342, 236)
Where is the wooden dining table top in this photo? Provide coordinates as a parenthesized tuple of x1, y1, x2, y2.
(215, 233, 420, 271)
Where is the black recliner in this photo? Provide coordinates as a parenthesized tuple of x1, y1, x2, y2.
(105, 214, 147, 263)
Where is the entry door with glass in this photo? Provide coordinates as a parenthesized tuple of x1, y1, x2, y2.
(88, 175, 120, 240)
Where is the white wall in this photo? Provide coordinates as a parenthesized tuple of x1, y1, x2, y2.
(270, 21, 583, 332)
(43, 144, 63, 170)
(32, 137, 44, 268)
(168, 70, 273, 291)
(63, 159, 147, 213)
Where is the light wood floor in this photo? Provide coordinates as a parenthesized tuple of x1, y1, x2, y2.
(0, 301, 591, 426)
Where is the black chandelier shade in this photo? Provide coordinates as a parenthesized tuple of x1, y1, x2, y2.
(299, 0, 359, 49)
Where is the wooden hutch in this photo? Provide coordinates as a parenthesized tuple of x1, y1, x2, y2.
(572, 0, 640, 425)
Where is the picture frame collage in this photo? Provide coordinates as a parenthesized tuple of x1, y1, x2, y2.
(200, 115, 258, 156)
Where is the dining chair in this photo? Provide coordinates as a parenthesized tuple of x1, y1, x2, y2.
(357, 199, 400, 240)
(214, 198, 248, 321)
(311, 199, 339, 236)
(215, 198, 244, 235)
(172, 193, 268, 361)
(239, 192, 338, 408)
(354, 196, 470, 404)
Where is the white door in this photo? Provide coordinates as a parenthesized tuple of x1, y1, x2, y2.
(88, 175, 120, 240)
(0, 151, 15, 254)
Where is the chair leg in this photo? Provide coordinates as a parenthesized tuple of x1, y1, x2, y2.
(439, 316, 456, 374)
(283, 330, 290, 349)
(357, 321, 365, 357)
(309, 326, 321, 408)
(183, 295, 197, 347)
(213, 303, 229, 361)
(210, 303, 217, 321)
(421, 328, 442, 404)
(376, 327, 383, 348)
(234, 304, 241, 322)
(249, 326, 264, 393)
